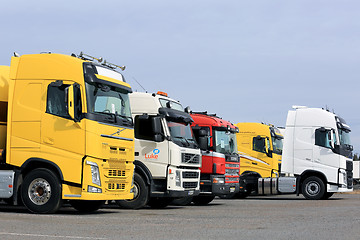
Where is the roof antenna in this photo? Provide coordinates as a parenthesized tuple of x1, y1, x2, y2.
(132, 77, 147, 92)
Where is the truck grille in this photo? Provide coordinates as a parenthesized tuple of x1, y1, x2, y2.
(181, 153, 200, 164)
(108, 169, 126, 177)
(183, 182, 198, 188)
(226, 155, 240, 162)
(226, 168, 239, 175)
(225, 164, 239, 168)
(107, 182, 125, 190)
(182, 172, 199, 179)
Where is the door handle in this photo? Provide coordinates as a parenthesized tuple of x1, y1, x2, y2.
(43, 137, 54, 145)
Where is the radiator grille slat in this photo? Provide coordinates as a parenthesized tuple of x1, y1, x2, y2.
(181, 153, 200, 164)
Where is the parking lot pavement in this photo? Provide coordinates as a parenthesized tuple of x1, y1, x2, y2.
(0, 193, 359, 240)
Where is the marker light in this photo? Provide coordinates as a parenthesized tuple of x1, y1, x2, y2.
(157, 91, 168, 97)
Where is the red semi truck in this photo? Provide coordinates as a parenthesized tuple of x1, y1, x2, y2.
(189, 112, 240, 204)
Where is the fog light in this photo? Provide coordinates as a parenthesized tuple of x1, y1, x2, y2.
(88, 185, 102, 193)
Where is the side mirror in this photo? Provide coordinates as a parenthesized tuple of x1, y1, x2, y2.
(154, 134, 163, 142)
(65, 85, 75, 121)
(198, 136, 208, 151)
(199, 129, 207, 137)
(152, 116, 162, 135)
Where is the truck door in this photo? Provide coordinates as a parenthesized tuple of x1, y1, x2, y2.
(41, 81, 85, 184)
(313, 128, 340, 183)
(134, 115, 169, 178)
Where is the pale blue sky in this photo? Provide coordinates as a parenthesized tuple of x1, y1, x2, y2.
(1, 0, 359, 153)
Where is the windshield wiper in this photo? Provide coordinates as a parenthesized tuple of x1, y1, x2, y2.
(94, 111, 116, 122)
(173, 136, 190, 147)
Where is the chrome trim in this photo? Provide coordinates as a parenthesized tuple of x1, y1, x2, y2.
(64, 194, 82, 197)
(101, 134, 134, 141)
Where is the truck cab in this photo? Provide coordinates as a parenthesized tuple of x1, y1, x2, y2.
(0, 52, 135, 213)
(116, 92, 201, 209)
(236, 122, 283, 196)
(258, 106, 353, 200)
(189, 112, 240, 204)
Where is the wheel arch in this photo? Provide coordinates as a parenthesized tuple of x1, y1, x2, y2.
(299, 170, 328, 194)
(20, 158, 64, 181)
(134, 160, 152, 186)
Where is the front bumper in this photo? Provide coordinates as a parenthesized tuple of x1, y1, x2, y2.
(151, 189, 200, 198)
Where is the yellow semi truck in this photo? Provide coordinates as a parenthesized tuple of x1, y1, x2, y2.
(235, 122, 283, 197)
(0, 52, 134, 213)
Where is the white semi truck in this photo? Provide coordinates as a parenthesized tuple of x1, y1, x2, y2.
(117, 92, 202, 208)
(257, 106, 353, 200)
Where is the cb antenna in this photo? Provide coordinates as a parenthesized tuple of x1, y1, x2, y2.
(132, 77, 147, 92)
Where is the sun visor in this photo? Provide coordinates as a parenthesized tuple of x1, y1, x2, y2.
(158, 108, 193, 124)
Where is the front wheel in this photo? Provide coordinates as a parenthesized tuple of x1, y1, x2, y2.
(192, 195, 215, 205)
(116, 173, 149, 209)
(302, 176, 325, 200)
(21, 168, 62, 213)
(321, 192, 334, 200)
(70, 200, 105, 213)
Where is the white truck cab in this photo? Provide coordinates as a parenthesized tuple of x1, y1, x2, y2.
(258, 106, 353, 199)
(117, 92, 201, 208)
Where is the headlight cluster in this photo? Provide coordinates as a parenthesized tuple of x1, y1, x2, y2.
(339, 169, 347, 188)
(86, 160, 101, 188)
(175, 170, 181, 187)
(213, 177, 225, 184)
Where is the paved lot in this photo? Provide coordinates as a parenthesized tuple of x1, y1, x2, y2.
(0, 193, 359, 240)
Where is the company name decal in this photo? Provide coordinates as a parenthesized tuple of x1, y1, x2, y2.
(145, 149, 160, 159)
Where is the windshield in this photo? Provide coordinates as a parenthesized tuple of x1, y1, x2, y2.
(85, 82, 132, 126)
(167, 121, 197, 148)
(338, 129, 352, 147)
(214, 130, 238, 154)
(272, 136, 283, 155)
(159, 99, 184, 111)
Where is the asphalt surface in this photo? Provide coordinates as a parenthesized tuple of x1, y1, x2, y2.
(0, 193, 359, 240)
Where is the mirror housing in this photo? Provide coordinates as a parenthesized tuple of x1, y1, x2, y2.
(198, 136, 208, 151)
(152, 116, 162, 135)
(65, 85, 75, 121)
(154, 134, 163, 142)
(199, 129, 207, 137)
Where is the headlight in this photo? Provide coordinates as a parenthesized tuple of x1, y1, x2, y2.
(176, 170, 181, 187)
(86, 161, 101, 186)
(213, 177, 225, 184)
(339, 169, 347, 187)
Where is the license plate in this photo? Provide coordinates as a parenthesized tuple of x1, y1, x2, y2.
(230, 187, 235, 193)
(188, 190, 194, 195)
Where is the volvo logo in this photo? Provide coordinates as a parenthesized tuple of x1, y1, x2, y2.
(110, 128, 126, 136)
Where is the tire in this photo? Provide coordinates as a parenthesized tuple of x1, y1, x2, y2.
(116, 173, 149, 209)
(21, 168, 62, 214)
(302, 176, 325, 200)
(171, 197, 193, 206)
(70, 200, 105, 213)
(321, 192, 334, 200)
(192, 195, 215, 205)
(147, 197, 172, 209)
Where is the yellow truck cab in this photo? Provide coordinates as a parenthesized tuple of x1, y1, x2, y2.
(0, 52, 134, 213)
(235, 122, 283, 197)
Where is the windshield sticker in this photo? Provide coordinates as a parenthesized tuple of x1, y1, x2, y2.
(145, 149, 160, 159)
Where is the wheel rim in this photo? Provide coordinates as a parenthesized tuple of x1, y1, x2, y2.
(306, 181, 320, 196)
(28, 178, 51, 205)
(131, 182, 140, 201)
